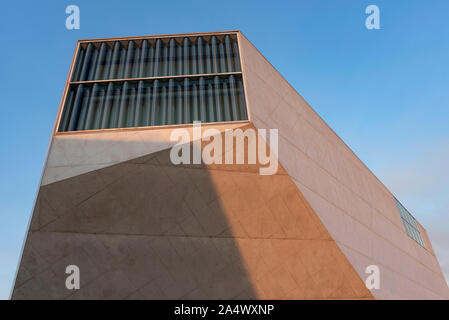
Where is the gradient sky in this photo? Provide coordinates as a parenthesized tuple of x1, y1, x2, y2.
(1, 0, 448, 299)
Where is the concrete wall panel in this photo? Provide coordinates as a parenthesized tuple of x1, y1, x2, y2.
(43, 122, 249, 185)
(239, 32, 449, 299)
(13, 128, 372, 299)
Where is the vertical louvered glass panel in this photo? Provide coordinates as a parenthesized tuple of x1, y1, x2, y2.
(61, 33, 246, 132)
(70, 34, 241, 82)
(60, 75, 247, 131)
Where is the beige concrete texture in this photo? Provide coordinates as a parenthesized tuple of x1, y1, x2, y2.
(43, 122, 249, 186)
(12, 126, 372, 299)
(238, 32, 449, 299)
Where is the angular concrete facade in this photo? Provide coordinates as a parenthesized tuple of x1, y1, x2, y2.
(12, 31, 449, 299)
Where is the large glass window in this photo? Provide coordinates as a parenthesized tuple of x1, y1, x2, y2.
(394, 198, 425, 247)
(71, 34, 240, 81)
(59, 75, 247, 131)
(59, 33, 247, 132)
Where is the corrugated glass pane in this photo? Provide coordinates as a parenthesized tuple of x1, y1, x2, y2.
(59, 75, 247, 132)
(71, 34, 241, 82)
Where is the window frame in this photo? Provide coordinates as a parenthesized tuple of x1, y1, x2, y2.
(54, 31, 250, 135)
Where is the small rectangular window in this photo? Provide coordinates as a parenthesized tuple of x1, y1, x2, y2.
(394, 198, 425, 247)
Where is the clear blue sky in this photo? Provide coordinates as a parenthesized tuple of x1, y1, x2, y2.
(1, 0, 448, 299)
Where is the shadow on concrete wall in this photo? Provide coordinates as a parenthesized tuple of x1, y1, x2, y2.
(12, 124, 374, 299)
(12, 139, 257, 299)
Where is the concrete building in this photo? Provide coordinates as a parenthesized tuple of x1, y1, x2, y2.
(12, 31, 449, 299)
